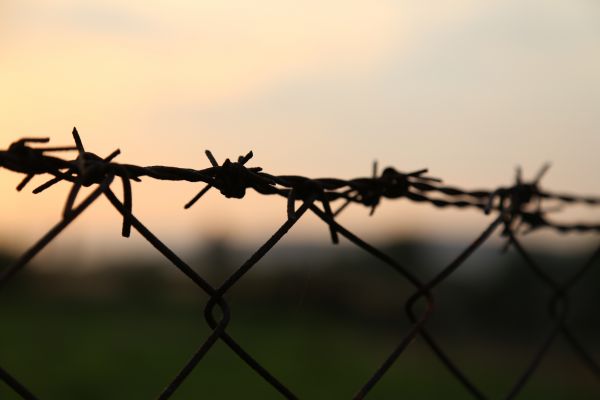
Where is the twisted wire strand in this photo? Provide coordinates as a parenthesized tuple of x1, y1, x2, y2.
(1, 129, 599, 237)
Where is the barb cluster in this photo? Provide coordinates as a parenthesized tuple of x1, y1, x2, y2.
(1, 128, 599, 238)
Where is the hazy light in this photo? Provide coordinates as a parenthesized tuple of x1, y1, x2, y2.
(1, 0, 599, 258)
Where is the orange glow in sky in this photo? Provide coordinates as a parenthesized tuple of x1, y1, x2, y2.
(1, 0, 600, 260)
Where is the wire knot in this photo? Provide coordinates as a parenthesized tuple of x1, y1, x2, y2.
(212, 158, 252, 199)
(342, 165, 440, 216)
(75, 151, 113, 186)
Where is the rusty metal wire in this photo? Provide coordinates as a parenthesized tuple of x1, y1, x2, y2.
(0, 128, 599, 399)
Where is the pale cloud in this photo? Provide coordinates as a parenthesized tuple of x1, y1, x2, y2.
(0, 0, 490, 115)
(0, 0, 400, 107)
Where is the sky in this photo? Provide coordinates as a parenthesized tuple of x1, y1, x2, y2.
(1, 0, 600, 261)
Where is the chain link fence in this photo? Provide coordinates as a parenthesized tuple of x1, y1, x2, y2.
(1, 128, 599, 399)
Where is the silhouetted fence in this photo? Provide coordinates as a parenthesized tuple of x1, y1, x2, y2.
(1, 128, 599, 399)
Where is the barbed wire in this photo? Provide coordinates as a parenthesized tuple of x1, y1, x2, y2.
(0, 127, 599, 399)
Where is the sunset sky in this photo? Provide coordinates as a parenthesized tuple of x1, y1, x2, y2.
(1, 0, 600, 261)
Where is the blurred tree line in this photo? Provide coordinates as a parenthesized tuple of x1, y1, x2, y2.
(2, 238, 599, 343)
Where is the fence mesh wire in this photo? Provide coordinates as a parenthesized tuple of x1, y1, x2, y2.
(1, 128, 599, 399)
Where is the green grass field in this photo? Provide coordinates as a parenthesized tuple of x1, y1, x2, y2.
(1, 292, 598, 400)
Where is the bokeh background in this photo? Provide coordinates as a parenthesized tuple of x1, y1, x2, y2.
(1, 1, 600, 398)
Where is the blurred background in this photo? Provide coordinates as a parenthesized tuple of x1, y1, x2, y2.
(1, 0, 600, 398)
